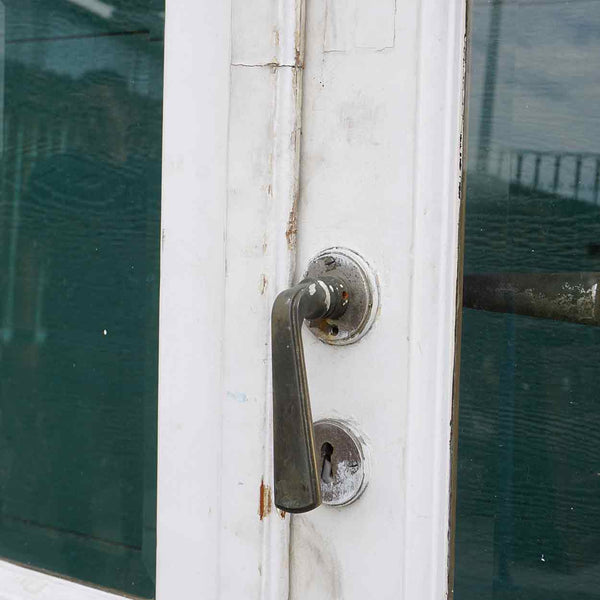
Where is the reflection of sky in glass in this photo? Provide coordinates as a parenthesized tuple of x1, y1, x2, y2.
(456, 3, 600, 599)
(470, 0, 600, 201)
(2, 1, 163, 98)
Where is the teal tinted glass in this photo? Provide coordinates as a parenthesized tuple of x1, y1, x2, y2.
(0, 2, 164, 597)
(455, 1, 600, 598)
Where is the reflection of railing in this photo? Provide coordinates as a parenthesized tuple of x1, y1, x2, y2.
(486, 148, 600, 204)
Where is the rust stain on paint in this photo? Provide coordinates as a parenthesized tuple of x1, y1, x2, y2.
(279, 509, 286, 519)
(259, 479, 273, 520)
(286, 207, 298, 251)
(259, 274, 268, 295)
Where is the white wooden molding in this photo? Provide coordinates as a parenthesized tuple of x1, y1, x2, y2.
(156, 0, 232, 597)
(220, 0, 307, 598)
(403, 0, 467, 597)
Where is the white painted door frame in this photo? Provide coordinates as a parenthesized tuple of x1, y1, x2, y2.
(159, 0, 467, 597)
(291, 0, 467, 597)
(156, 0, 232, 598)
(0, 0, 467, 597)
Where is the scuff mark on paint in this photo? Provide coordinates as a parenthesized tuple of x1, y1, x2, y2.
(226, 391, 248, 403)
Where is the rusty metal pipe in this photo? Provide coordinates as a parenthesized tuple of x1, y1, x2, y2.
(463, 272, 600, 326)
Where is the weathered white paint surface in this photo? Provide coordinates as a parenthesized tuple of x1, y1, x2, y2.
(155, 0, 231, 598)
(221, 1, 306, 599)
(291, 1, 416, 595)
(290, 0, 467, 598)
(324, 0, 395, 52)
(0, 0, 466, 598)
(404, 1, 467, 596)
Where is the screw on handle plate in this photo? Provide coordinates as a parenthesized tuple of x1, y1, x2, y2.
(271, 277, 348, 513)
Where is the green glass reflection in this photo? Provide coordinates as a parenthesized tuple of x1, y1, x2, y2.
(0, 2, 163, 597)
(456, 1, 600, 599)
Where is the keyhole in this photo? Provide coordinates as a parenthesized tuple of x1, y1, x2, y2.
(320, 441, 334, 483)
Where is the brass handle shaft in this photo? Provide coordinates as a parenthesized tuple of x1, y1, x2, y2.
(271, 277, 348, 513)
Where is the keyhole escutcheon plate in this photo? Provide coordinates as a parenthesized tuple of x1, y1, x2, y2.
(313, 419, 369, 507)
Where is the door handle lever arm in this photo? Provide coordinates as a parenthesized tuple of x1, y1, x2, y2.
(272, 277, 348, 513)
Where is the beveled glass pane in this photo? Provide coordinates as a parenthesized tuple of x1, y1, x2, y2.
(0, 2, 164, 597)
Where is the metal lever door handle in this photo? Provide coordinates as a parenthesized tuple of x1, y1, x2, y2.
(463, 272, 600, 326)
(271, 277, 348, 513)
